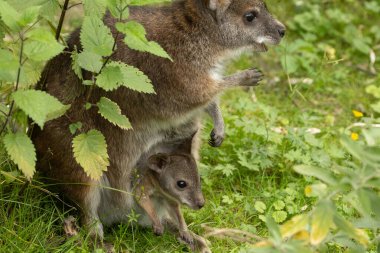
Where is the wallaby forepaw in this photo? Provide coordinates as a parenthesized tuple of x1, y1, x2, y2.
(208, 129, 224, 147)
(153, 224, 164, 236)
(241, 68, 264, 86)
(180, 230, 194, 245)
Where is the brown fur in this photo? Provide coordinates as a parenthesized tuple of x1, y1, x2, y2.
(32, 0, 285, 240)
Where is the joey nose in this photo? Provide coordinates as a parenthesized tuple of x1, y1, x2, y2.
(196, 199, 205, 209)
(278, 27, 286, 38)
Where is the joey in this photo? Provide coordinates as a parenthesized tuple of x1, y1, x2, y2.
(32, 0, 285, 242)
(134, 152, 209, 252)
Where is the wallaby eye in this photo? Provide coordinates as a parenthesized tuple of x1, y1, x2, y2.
(244, 11, 258, 22)
(177, 181, 187, 188)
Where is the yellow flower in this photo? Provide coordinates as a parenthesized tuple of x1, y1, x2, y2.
(304, 185, 313, 197)
(352, 110, 363, 118)
(351, 132, 359, 141)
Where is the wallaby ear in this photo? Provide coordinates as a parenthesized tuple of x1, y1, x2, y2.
(177, 130, 197, 154)
(148, 153, 170, 174)
(202, 0, 232, 23)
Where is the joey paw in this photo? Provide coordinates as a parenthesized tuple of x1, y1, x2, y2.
(153, 224, 164, 236)
(208, 129, 224, 147)
(240, 68, 264, 87)
(180, 230, 194, 245)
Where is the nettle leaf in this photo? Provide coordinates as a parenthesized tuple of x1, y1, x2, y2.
(115, 21, 172, 60)
(0, 49, 19, 82)
(3, 132, 36, 179)
(0, 0, 20, 31)
(97, 97, 132, 130)
(24, 28, 64, 62)
(96, 61, 155, 93)
(72, 129, 109, 180)
(12, 90, 70, 128)
(69, 122, 83, 135)
(18, 5, 41, 28)
(310, 200, 334, 245)
(40, 0, 60, 23)
(81, 16, 114, 57)
(77, 51, 103, 73)
(71, 47, 83, 80)
(83, 0, 107, 18)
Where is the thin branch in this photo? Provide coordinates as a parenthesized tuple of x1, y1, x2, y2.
(55, 0, 70, 41)
(0, 36, 25, 136)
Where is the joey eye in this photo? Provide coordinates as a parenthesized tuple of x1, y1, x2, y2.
(177, 181, 187, 188)
(244, 11, 258, 22)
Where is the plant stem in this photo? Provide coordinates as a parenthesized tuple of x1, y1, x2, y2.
(0, 36, 25, 136)
(55, 0, 70, 41)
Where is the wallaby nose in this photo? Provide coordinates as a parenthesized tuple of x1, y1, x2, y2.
(196, 199, 205, 209)
(278, 27, 286, 38)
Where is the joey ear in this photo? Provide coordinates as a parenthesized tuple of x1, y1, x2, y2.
(177, 130, 197, 154)
(202, 0, 232, 23)
(148, 153, 170, 174)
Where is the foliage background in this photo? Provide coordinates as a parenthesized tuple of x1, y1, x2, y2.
(0, 0, 380, 252)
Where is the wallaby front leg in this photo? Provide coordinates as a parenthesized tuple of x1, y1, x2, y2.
(206, 100, 225, 147)
(221, 68, 263, 88)
(170, 203, 194, 245)
(138, 197, 164, 235)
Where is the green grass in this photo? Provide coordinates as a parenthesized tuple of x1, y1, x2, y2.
(1, 0, 380, 252)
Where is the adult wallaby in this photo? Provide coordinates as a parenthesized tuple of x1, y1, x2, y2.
(32, 0, 285, 241)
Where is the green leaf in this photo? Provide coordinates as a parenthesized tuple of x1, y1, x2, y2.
(71, 47, 83, 80)
(357, 188, 380, 220)
(83, 0, 107, 18)
(115, 21, 172, 60)
(254, 201, 267, 213)
(17, 5, 41, 28)
(96, 61, 155, 93)
(273, 200, 286, 211)
(3, 132, 36, 179)
(69, 122, 83, 135)
(272, 211, 287, 223)
(265, 215, 282, 244)
(294, 165, 337, 185)
(97, 97, 132, 130)
(24, 28, 64, 62)
(72, 129, 109, 180)
(310, 200, 334, 245)
(40, 0, 60, 23)
(333, 214, 369, 246)
(12, 90, 70, 128)
(0, 49, 19, 82)
(77, 51, 103, 73)
(81, 16, 114, 57)
(0, 0, 21, 31)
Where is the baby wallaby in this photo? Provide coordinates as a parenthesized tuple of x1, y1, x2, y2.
(134, 152, 209, 252)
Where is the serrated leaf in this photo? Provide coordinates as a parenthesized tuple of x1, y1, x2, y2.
(254, 201, 267, 213)
(77, 51, 103, 73)
(12, 90, 70, 128)
(69, 122, 83, 135)
(0, 49, 19, 82)
(0, 0, 21, 31)
(272, 211, 287, 223)
(96, 61, 155, 93)
(40, 0, 60, 22)
(72, 129, 109, 180)
(115, 21, 171, 60)
(3, 132, 36, 179)
(81, 16, 114, 57)
(83, 0, 107, 18)
(310, 200, 334, 245)
(24, 28, 64, 62)
(71, 47, 83, 80)
(97, 97, 132, 130)
(294, 165, 337, 185)
(273, 200, 285, 211)
(18, 5, 41, 28)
